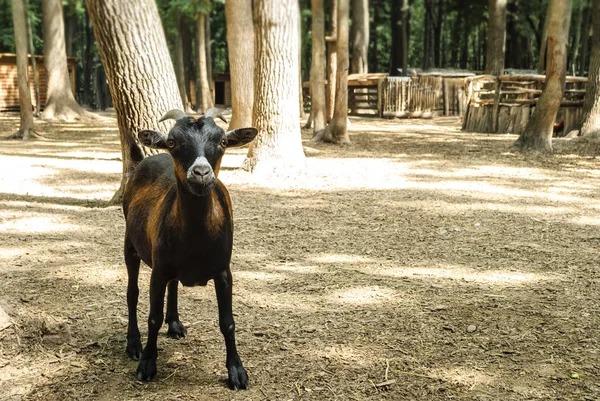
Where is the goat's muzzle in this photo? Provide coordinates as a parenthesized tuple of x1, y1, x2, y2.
(186, 157, 215, 193)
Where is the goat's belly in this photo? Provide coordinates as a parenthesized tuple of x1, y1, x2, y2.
(175, 258, 227, 287)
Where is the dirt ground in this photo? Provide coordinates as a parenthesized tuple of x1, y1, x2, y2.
(0, 112, 599, 401)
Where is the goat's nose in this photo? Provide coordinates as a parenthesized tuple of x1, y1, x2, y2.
(192, 164, 211, 177)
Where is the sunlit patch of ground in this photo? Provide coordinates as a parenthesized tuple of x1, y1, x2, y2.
(0, 112, 599, 400)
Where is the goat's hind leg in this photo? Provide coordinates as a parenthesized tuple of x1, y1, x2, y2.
(165, 280, 186, 338)
(125, 237, 142, 360)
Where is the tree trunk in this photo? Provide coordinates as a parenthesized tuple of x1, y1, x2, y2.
(205, 12, 213, 106)
(369, 0, 379, 71)
(64, 2, 77, 57)
(310, 0, 327, 135)
(485, 0, 507, 75)
(86, 0, 183, 204)
(580, 0, 600, 137)
(423, 0, 431, 70)
(25, 0, 40, 116)
(326, 0, 337, 121)
(225, 0, 254, 129)
(82, 9, 94, 107)
(537, 2, 551, 73)
(350, 0, 368, 74)
(243, 0, 306, 176)
(175, 14, 193, 113)
(196, 12, 213, 112)
(316, 0, 350, 143)
(434, 0, 443, 67)
(579, 1, 592, 75)
(42, 0, 95, 120)
(570, 0, 585, 74)
(10, 0, 36, 139)
(390, 0, 409, 75)
(513, 0, 572, 152)
(298, 8, 305, 118)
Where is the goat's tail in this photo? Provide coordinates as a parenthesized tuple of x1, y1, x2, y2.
(124, 129, 144, 167)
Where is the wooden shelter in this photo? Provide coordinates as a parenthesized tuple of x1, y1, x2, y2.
(189, 73, 232, 108)
(0, 53, 77, 111)
(462, 74, 587, 134)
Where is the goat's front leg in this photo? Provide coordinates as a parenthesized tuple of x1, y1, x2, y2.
(166, 280, 187, 338)
(137, 270, 167, 381)
(214, 269, 248, 390)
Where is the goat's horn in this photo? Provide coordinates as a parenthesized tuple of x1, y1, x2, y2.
(159, 109, 187, 122)
(203, 107, 228, 124)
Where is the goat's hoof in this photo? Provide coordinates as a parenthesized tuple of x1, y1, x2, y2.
(126, 338, 142, 361)
(167, 320, 187, 339)
(136, 358, 157, 381)
(227, 364, 248, 390)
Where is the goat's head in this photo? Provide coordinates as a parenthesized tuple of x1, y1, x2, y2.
(138, 108, 258, 196)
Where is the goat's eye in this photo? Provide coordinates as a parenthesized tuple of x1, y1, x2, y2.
(167, 139, 175, 148)
(220, 138, 227, 147)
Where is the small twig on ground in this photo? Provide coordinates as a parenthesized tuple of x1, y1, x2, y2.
(393, 369, 436, 380)
(368, 379, 379, 392)
(385, 359, 390, 381)
(294, 380, 302, 395)
(162, 367, 179, 382)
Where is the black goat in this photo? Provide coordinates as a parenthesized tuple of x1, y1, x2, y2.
(122, 108, 257, 389)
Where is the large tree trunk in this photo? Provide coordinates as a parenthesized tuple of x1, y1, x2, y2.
(485, 0, 507, 75)
(513, 0, 572, 152)
(42, 0, 96, 120)
(86, 0, 183, 204)
(326, 0, 337, 121)
(580, 0, 600, 137)
(350, 0, 368, 74)
(196, 12, 213, 112)
(310, 0, 327, 135)
(243, 0, 305, 176)
(225, 0, 254, 130)
(10, 0, 36, 139)
(316, 0, 350, 143)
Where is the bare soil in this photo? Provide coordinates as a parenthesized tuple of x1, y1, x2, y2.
(0, 113, 599, 401)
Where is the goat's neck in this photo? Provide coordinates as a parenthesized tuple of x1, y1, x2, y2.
(172, 180, 218, 224)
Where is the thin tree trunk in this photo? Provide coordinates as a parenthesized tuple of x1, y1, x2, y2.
(579, 1, 592, 75)
(42, 0, 96, 120)
(580, 0, 600, 136)
(9, 0, 36, 139)
(434, 0, 443, 67)
(225, 0, 254, 129)
(370, 0, 379, 71)
(310, 0, 327, 135)
(64, 2, 77, 57)
(537, 3, 551, 73)
(317, 0, 350, 144)
(390, 0, 401, 75)
(175, 14, 192, 113)
(485, 0, 507, 75)
(205, 12, 213, 106)
(24, 0, 40, 116)
(298, 8, 305, 118)
(196, 13, 213, 112)
(82, 9, 93, 107)
(326, 0, 337, 121)
(513, 0, 572, 152)
(350, 0, 368, 74)
(86, 0, 183, 204)
(570, 0, 585, 74)
(243, 0, 306, 176)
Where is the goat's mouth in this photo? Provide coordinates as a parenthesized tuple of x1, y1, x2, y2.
(185, 178, 214, 196)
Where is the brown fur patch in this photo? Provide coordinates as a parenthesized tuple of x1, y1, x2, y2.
(205, 187, 225, 237)
(214, 158, 222, 177)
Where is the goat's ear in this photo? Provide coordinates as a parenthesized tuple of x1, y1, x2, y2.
(225, 127, 258, 148)
(138, 130, 168, 149)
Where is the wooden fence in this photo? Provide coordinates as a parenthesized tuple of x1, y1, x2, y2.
(462, 74, 587, 134)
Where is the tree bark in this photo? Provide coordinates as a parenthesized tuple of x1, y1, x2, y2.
(10, 0, 36, 139)
(369, 0, 379, 71)
(205, 12, 213, 106)
(174, 14, 193, 113)
(196, 12, 213, 112)
(326, 0, 337, 121)
(316, 0, 350, 143)
(225, 0, 254, 129)
(310, 0, 327, 135)
(570, 0, 585, 74)
(243, 0, 306, 176)
(390, 0, 409, 75)
(579, 0, 592, 75)
(86, 0, 183, 204)
(64, 1, 77, 57)
(42, 0, 96, 120)
(350, 0, 368, 74)
(537, 2, 551, 73)
(82, 8, 93, 107)
(513, 0, 572, 152)
(485, 0, 507, 75)
(580, 0, 600, 137)
(25, 0, 40, 116)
